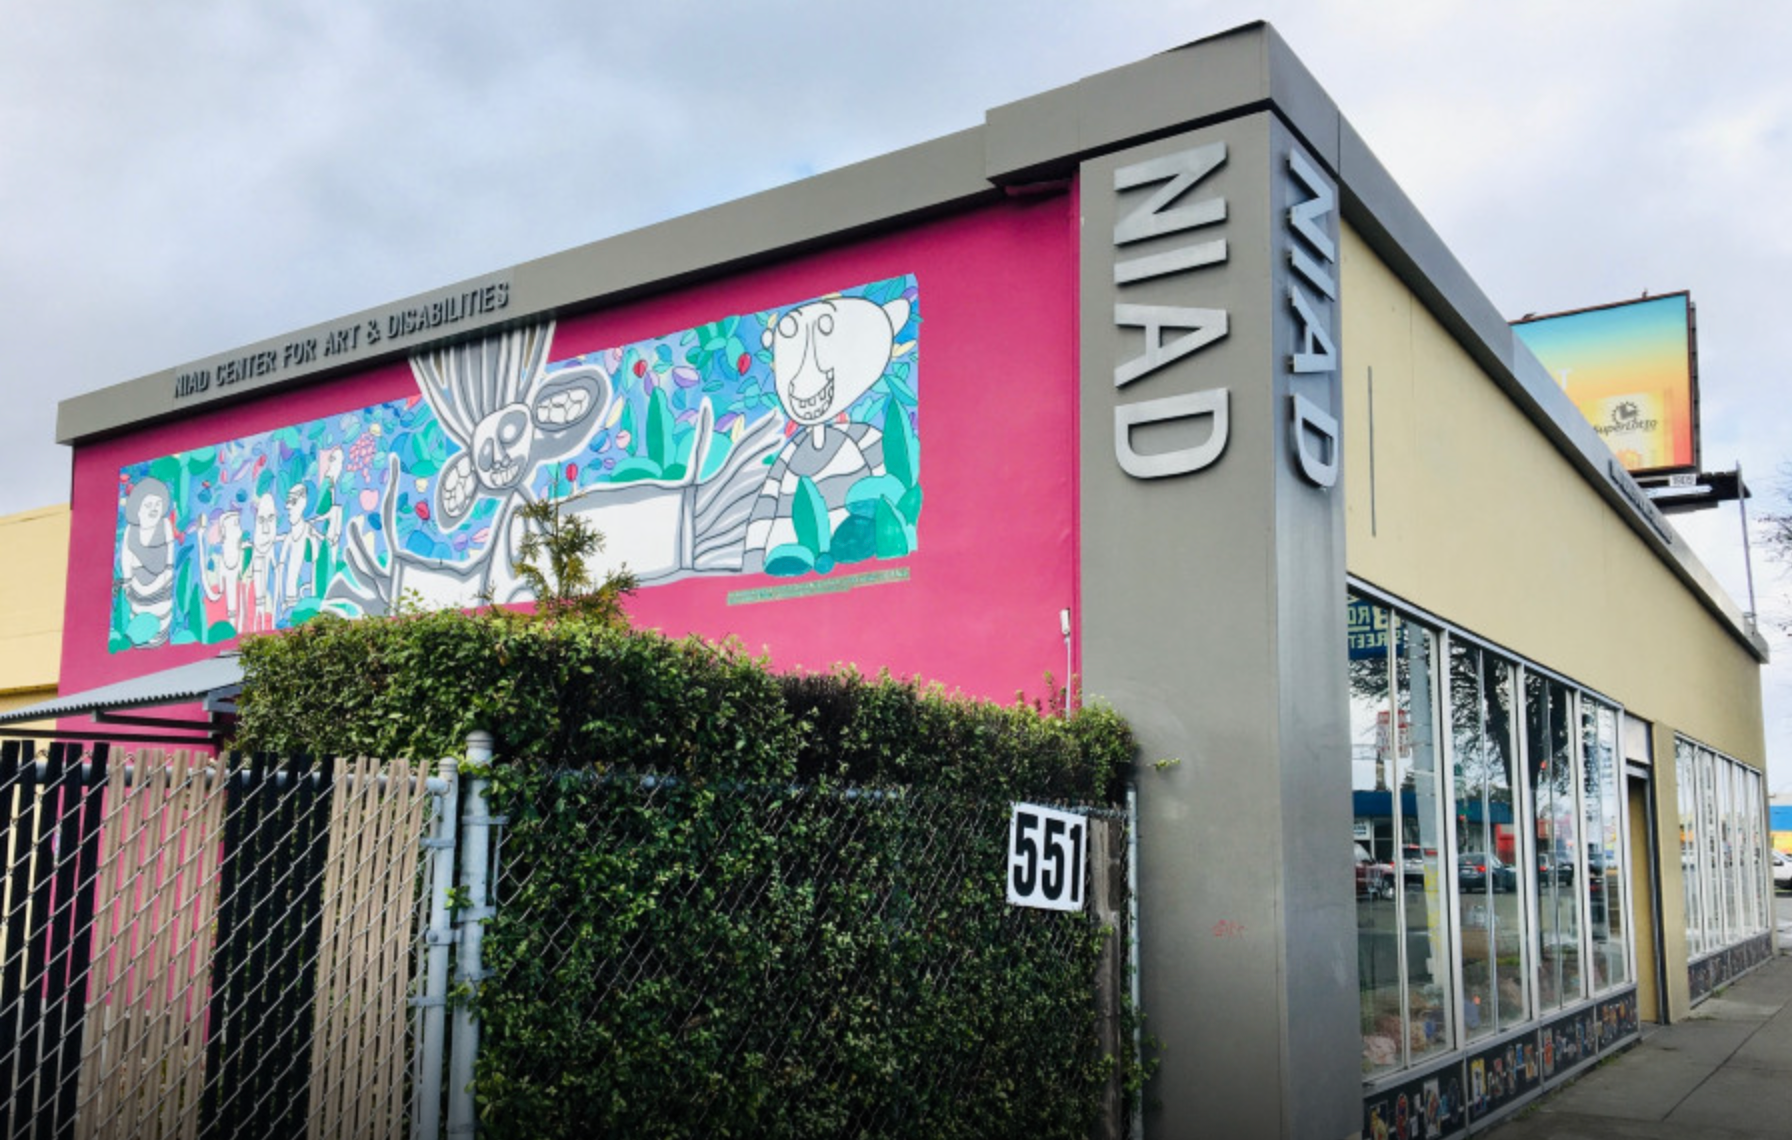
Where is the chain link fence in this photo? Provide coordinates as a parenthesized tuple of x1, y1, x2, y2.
(0, 740, 439, 1140)
(475, 767, 1135, 1139)
(4, 738, 1136, 1139)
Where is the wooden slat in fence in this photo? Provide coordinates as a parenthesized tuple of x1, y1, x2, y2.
(307, 757, 426, 1140)
(74, 750, 227, 1140)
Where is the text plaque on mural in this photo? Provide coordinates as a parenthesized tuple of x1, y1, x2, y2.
(1007, 803, 1086, 912)
(112, 276, 922, 652)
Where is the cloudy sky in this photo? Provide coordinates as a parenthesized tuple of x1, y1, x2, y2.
(4, 0, 1790, 783)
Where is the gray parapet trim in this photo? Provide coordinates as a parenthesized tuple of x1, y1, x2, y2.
(983, 21, 1340, 184)
(54, 20, 1765, 661)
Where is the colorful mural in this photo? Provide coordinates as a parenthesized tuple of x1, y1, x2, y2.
(111, 275, 921, 652)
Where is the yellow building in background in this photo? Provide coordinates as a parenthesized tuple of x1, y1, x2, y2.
(0, 504, 69, 727)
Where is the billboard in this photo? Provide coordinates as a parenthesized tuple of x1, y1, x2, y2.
(1512, 293, 1698, 474)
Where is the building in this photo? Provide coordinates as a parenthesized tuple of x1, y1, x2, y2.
(18, 22, 1773, 1139)
(0, 504, 69, 729)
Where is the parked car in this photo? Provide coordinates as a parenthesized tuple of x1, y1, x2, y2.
(1458, 852, 1517, 893)
(1773, 849, 1792, 892)
(1355, 843, 1394, 900)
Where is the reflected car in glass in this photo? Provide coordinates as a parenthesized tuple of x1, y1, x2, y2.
(1355, 843, 1395, 900)
(1457, 852, 1516, 893)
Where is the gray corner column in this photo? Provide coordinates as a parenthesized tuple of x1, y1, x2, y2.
(1079, 112, 1355, 1139)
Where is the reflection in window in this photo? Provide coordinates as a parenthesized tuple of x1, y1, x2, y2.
(1451, 642, 1524, 1041)
(1677, 740, 1702, 957)
(1396, 617, 1451, 1066)
(1676, 737, 1768, 963)
(1581, 702, 1627, 991)
(1528, 674, 1581, 1012)
(1349, 602, 1451, 1073)
(1350, 598, 1401, 1076)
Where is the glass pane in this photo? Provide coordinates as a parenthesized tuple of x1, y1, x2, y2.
(1582, 703, 1625, 990)
(1676, 739, 1700, 956)
(1453, 644, 1522, 1041)
(1700, 749, 1722, 949)
(1529, 674, 1581, 1010)
(1396, 617, 1452, 1063)
(1349, 597, 1401, 1076)
(1597, 707, 1626, 985)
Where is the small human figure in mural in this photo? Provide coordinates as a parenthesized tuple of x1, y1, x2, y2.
(744, 294, 911, 573)
(277, 480, 321, 622)
(198, 508, 248, 630)
(249, 492, 280, 632)
(119, 477, 177, 647)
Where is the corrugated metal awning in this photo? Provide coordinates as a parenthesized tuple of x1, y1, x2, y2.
(0, 653, 242, 727)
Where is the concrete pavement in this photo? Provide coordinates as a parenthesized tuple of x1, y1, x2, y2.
(1481, 897, 1792, 1139)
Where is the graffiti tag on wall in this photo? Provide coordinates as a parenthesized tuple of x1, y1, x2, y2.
(111, 275, 920, 651)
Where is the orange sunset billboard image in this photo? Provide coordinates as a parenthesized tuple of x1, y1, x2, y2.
(1513, 293, 1698, 475)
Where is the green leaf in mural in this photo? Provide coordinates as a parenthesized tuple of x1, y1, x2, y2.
(883, 405, 916, 488)
(149, 455, 182, 489)
(874, 498, 910, 559)
(845, 475, 905, 512)
(608, 458, 664, 483)
(792, 476, 829, 557)
(647, 388, 674, 469)
(830, 514, 876, 565)
(764, 543, 815, 578)
(176, 555, 203, 643)
(897, 483, 923, 526)
(207, 620, 238, 644)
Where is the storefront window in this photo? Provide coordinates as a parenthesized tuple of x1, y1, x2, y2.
(1349, 601, 1450, 1073)
(1351, 598, 1401, 1076)
(1581, 701, 1627, 991)
(1349, 590, 1645, 1081)
(1395, 616, 1451, 1066)
(1676, 736, 1769, 960)
(1451, 642, 1524, 1041)
(1677, 739, 1702, 956)
(1527, 673, 1581, 1012)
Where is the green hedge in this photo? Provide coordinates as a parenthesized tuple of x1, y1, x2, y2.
(234, 608, 1139, 1137)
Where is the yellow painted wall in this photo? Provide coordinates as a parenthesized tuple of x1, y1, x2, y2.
(0, 503, 69, 728)
(1340, 225, 1767, 1021)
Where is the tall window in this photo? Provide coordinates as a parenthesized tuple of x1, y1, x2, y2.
(1581, 701, 1627, 991)
(1350, 601, 1452, 1074)
(1451, 642, 1525, 1041)
(1676, 736, 1769, 959)
(1527, 675, 1581, 1012)
(1677, 740, 1702, 956)
(1350, 590, 1642, 1080)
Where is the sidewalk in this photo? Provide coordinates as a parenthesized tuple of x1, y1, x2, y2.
(1483, 922, 1792, 1139)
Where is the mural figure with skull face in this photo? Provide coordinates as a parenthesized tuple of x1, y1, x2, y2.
(745, 294, 913, 575)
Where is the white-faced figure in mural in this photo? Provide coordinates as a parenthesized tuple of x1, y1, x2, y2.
(119, 477, 176, 647)
(250, 492, 280, 631)
(329, 323, 615, 613)
(198, 509, 247, 626)
(743, 294, 911, 570)
(277, 481, 319, 621)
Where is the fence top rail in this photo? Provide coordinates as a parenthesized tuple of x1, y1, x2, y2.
(0, 754, 452, 794)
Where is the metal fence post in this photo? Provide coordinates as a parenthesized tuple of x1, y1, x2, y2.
(447, 731, 494, 1140)
(414, 756, 460, 1140)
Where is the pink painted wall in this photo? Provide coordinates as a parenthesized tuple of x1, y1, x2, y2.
(63, 189, 1081, 711)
